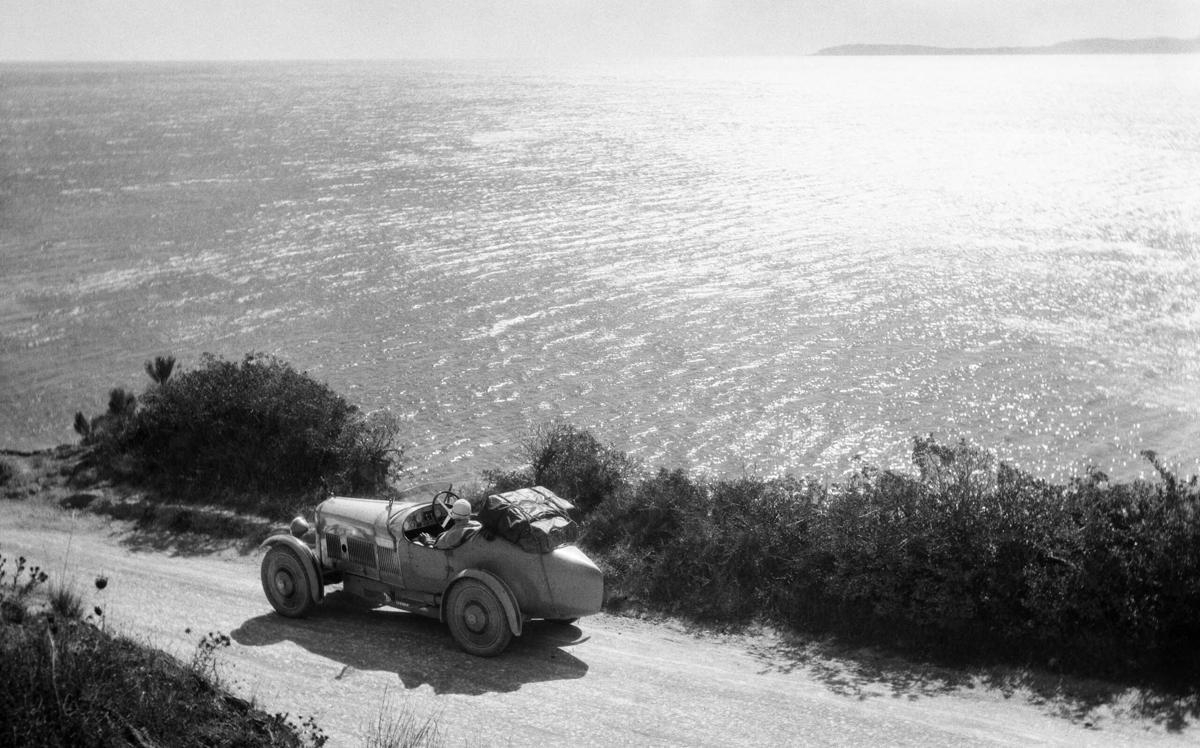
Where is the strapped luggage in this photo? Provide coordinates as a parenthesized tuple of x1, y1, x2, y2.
(477, 486, 579, 553)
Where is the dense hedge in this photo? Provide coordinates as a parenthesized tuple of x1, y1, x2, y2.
(495, 424, 1200, 680)
(77, 354, 402, 511)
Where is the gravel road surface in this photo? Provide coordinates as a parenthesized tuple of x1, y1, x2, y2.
(1, 501, 1192, 746)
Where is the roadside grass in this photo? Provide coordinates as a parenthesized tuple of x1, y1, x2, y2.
(0, 551, 326, 747)
(47, 581, 84, 620)
(365, 693, 445, 748)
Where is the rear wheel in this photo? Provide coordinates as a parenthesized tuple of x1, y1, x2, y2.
(445, 579, 512, 657)
(261, 546, 314, 618)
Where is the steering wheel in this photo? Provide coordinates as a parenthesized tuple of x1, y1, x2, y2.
(431, 489, 461, 526)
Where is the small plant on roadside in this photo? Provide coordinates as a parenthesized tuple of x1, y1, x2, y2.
(0, 552, 50, 624)
(191, 630, 232, 682)
(1, 554, 48, 599)
(365, 693, 444, 748)
(48, 582, 84, 620)
(292, 714, 329, 748)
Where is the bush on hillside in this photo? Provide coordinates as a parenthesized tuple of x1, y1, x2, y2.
(81, 353, 402, 509)
(74, 387, 139, 449)
(528, 423, 1200, 680)
(482, 420, 635, 513)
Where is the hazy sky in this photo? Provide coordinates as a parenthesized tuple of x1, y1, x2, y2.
(3, 0, 1199, 61)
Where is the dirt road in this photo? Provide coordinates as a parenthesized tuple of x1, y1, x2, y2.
(1, 501, 1192, 746)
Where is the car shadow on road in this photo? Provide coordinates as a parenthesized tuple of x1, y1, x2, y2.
(746, 631, 1200, 732)
(231, 592, 590, 696)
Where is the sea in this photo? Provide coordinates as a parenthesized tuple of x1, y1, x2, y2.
(2, 56, 1198, 485)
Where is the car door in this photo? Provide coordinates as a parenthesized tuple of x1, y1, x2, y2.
(403, 540, 451, 594)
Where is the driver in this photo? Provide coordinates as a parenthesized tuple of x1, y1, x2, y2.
(428, 499, 481, 550)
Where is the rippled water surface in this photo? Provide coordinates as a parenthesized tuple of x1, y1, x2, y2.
(2, 57, 1198, 481)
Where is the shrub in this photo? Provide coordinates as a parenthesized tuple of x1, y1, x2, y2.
(144, 355, 176, 384)
(74, 388, 139, 450)
(72, 412, 90, 439)
(108, 388, 137, 418)
(85, 353, 403, 511)
(518, 421, 636, 514)
(584, 468, 699, 551)
(585, 471, 828, 622)
(1017, 464, 1200, 675)
(558, 424, 1200, 680)
(479, 467, 534, 496)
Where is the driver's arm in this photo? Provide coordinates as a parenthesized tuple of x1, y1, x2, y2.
(432, 527, 461, 549)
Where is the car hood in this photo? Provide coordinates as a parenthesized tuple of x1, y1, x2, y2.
(317, 497, 424, 539)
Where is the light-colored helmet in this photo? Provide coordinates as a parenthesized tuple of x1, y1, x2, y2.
(451, 499, 472, 520)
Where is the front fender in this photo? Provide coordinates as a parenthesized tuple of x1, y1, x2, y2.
(442, 569, 523, 636)
(261, 535, 325, 603)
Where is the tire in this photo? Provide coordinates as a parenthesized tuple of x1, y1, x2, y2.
(445, 579, 513, 657)
(261, 546, 314, 618)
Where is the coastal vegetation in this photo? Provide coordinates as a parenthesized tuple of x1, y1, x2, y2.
(39, 355, 1200, 689)
(488, 422, 1200, 683)
(74, 353, 403, 517)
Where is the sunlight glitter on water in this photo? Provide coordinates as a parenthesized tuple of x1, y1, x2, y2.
(2, 57, 1198, 484)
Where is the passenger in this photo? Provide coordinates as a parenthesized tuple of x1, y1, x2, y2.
(429, 499, 481, 550)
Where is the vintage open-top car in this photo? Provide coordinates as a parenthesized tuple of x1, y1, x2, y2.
(259, 484, 603, 656)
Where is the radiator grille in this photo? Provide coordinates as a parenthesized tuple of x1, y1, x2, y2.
(325, 534, 342, 560)
(346, 537, 377, 568)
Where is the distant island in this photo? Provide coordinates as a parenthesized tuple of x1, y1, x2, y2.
(816, 35, 1200, 56)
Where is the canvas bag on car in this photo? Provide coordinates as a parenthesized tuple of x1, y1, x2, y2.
(478, 486, 579, 553)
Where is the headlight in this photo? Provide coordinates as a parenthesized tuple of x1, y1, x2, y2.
(290, 516, 311, 538)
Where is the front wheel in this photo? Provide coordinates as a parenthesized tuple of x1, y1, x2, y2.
(261, 546, 314, 618)
(445, 579, 512, 657)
